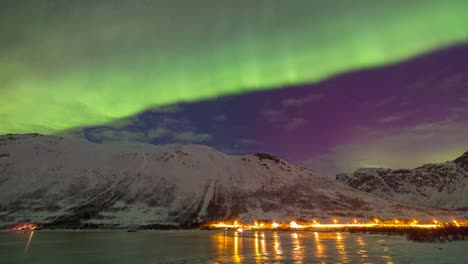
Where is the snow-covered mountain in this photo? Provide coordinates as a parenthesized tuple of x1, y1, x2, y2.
(0, 134, 461, 229)
(336, 151, 468, 210)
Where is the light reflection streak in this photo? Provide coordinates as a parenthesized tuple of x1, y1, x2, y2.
(335, 232, 348, 263)
(260, 232, 266, 258)
(273, 232, 282, 261)
(212, 229, 404, 263)
(233, 232, 241, 263)
(291, 233, 303, 263)
(213, 232, 229, 263)
(356, 236, 371, 263)
(254, 232, 260, 263)
(24, 231, 34, 255)
(314, 232, 325, 261)
(222, 231, 227, 257)
(224, 231, 227, 256)
(382, 244, 394, 264)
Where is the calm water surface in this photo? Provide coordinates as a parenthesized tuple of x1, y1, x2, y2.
(0, 230, 466, 263)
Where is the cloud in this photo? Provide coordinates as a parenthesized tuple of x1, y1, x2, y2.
(69, 123, 212, 145)
(147, 127, 170, 139)
(64, 106, 217, 145)
(286, 117, 308, 129)
(437, 72, 466, 90)
(379, 115, 401, 123)
(173, 131, 212, 143)
(148, 116, 192, 131)
(281, 94, 322, 107)
(86, 128, 147, 144)
(263, 109, 283, 122)
(239, 138, 260, 145)
(302, 121, 468, 177)
(263, 94, 320, 126)
(263, 111, 308, 130)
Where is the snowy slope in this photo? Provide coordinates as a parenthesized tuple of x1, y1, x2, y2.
(336, 151, 468, 209)
(0, 134, 462, 228)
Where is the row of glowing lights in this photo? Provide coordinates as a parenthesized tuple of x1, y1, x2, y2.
(9, 223, 39, 231)
(211, 219, 464, 232)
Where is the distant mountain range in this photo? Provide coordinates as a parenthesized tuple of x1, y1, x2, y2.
(0, 134, 460, 229)
(337, 151, 468, 210)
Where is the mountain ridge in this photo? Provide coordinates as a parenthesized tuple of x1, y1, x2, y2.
(0, 134, 463, 229)
(337, 151, 468, 209)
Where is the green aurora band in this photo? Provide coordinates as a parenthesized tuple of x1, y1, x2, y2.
(1, 0, 467, 134)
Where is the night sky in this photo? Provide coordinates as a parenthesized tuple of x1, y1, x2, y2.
(1, 0, 468, 175)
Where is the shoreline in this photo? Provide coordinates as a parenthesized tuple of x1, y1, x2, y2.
(2, 225, 467, 243)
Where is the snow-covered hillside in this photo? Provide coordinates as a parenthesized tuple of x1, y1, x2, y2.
(0, 134, 461, 228)
(337, 151, 468, 210)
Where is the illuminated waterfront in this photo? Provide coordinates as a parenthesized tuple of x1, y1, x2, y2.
(1, 230, 467, 263)
(207, 218, 463, 231)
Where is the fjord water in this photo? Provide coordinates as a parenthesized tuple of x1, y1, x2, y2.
(0, 230, 466, 264)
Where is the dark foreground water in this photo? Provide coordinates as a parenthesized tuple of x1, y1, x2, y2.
(0, 230, 467, 263)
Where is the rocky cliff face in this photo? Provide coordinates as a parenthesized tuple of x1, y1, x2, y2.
(337, 152, 468, 210)
(0, 134, 460, 229)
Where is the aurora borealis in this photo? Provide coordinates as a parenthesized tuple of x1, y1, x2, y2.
(1, 1, 468, 175)
(77, 43, 468, 175)
(1, 0, 468, 134)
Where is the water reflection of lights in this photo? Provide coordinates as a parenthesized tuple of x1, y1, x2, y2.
(314, 232, 325, 260)
(223, 231, 227, 255)
(213, 232, 229, 262)
(356, 236, 367, 246)
(233, 232, 241, 263)
(212, 229, 407, 263)
(273, 232, 282, 260)
(291, 233, 303, 262)
(356, 236, 370, 262)
(260, 232, 266, 257)
(335, 232, 348, 263)
(254, 232, 260, 262)
(382, 242, 394, 264)
(24, 231, 34, 255)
